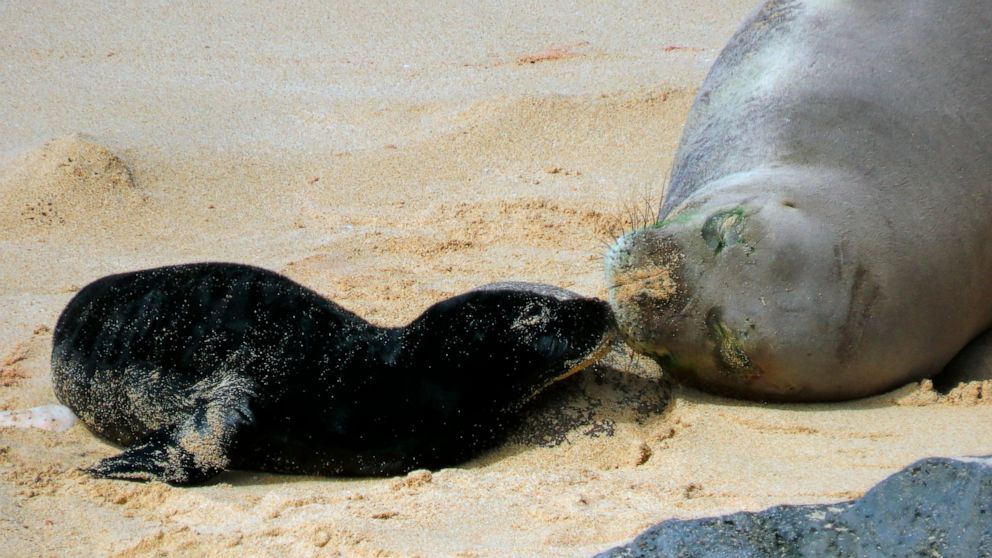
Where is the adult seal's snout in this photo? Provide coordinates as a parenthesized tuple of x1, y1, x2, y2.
(606, 227, 690, 358)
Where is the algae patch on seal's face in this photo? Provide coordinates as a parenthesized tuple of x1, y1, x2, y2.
(701, 207, 749, 254)
(705, 308, 762, 381)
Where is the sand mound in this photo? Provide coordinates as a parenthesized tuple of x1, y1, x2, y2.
(271, 90, 695, 324)
(308, 90, 694, 198)
(0, 135, 145, 238)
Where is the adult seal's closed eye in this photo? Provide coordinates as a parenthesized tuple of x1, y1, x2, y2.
(604, 0, 992, 401)
(51, 263, 615, 485)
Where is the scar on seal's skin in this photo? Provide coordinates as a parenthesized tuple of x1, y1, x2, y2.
(836, 264, 881, 363)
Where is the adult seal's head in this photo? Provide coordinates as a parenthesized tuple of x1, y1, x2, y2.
(605, 0, 992, 402)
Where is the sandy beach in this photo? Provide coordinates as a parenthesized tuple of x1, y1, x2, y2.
(3, 2, 992, 556)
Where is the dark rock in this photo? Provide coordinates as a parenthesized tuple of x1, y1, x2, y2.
(595, 456, 992, 557)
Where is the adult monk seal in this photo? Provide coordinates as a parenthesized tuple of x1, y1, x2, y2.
(605, 0, 992, 401)
(51, 263, 615, 485)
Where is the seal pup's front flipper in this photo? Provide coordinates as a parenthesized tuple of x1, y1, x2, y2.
(86, 375, 255, 485)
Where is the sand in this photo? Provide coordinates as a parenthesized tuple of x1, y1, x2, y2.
(3, 2, 992, 556)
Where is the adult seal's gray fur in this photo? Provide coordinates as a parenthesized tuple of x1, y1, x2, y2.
(51, 263, 615, 485)
(605, 0, 992, 401)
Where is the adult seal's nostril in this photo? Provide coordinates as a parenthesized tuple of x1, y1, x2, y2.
(604, 0, 992, 402)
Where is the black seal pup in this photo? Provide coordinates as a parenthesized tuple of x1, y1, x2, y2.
(604, 0, 992, 401)
(52, 263, 615, 485)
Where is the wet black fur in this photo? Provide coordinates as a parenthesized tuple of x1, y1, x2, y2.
(52, 263, 613, 485)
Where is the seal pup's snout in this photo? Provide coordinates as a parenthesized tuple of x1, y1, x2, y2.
(470, 281, 617, 377)
(553, 297, 617, 371)
(510, 296, 615, 368)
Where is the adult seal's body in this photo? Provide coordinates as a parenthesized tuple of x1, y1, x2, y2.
(52, 263, 614, 485)
(605, 0, 992, 401)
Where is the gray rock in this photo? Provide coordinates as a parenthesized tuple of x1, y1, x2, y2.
(595, 456, 992, 557)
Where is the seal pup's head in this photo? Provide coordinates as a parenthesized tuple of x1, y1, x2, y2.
(404, 286, 616, 409)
